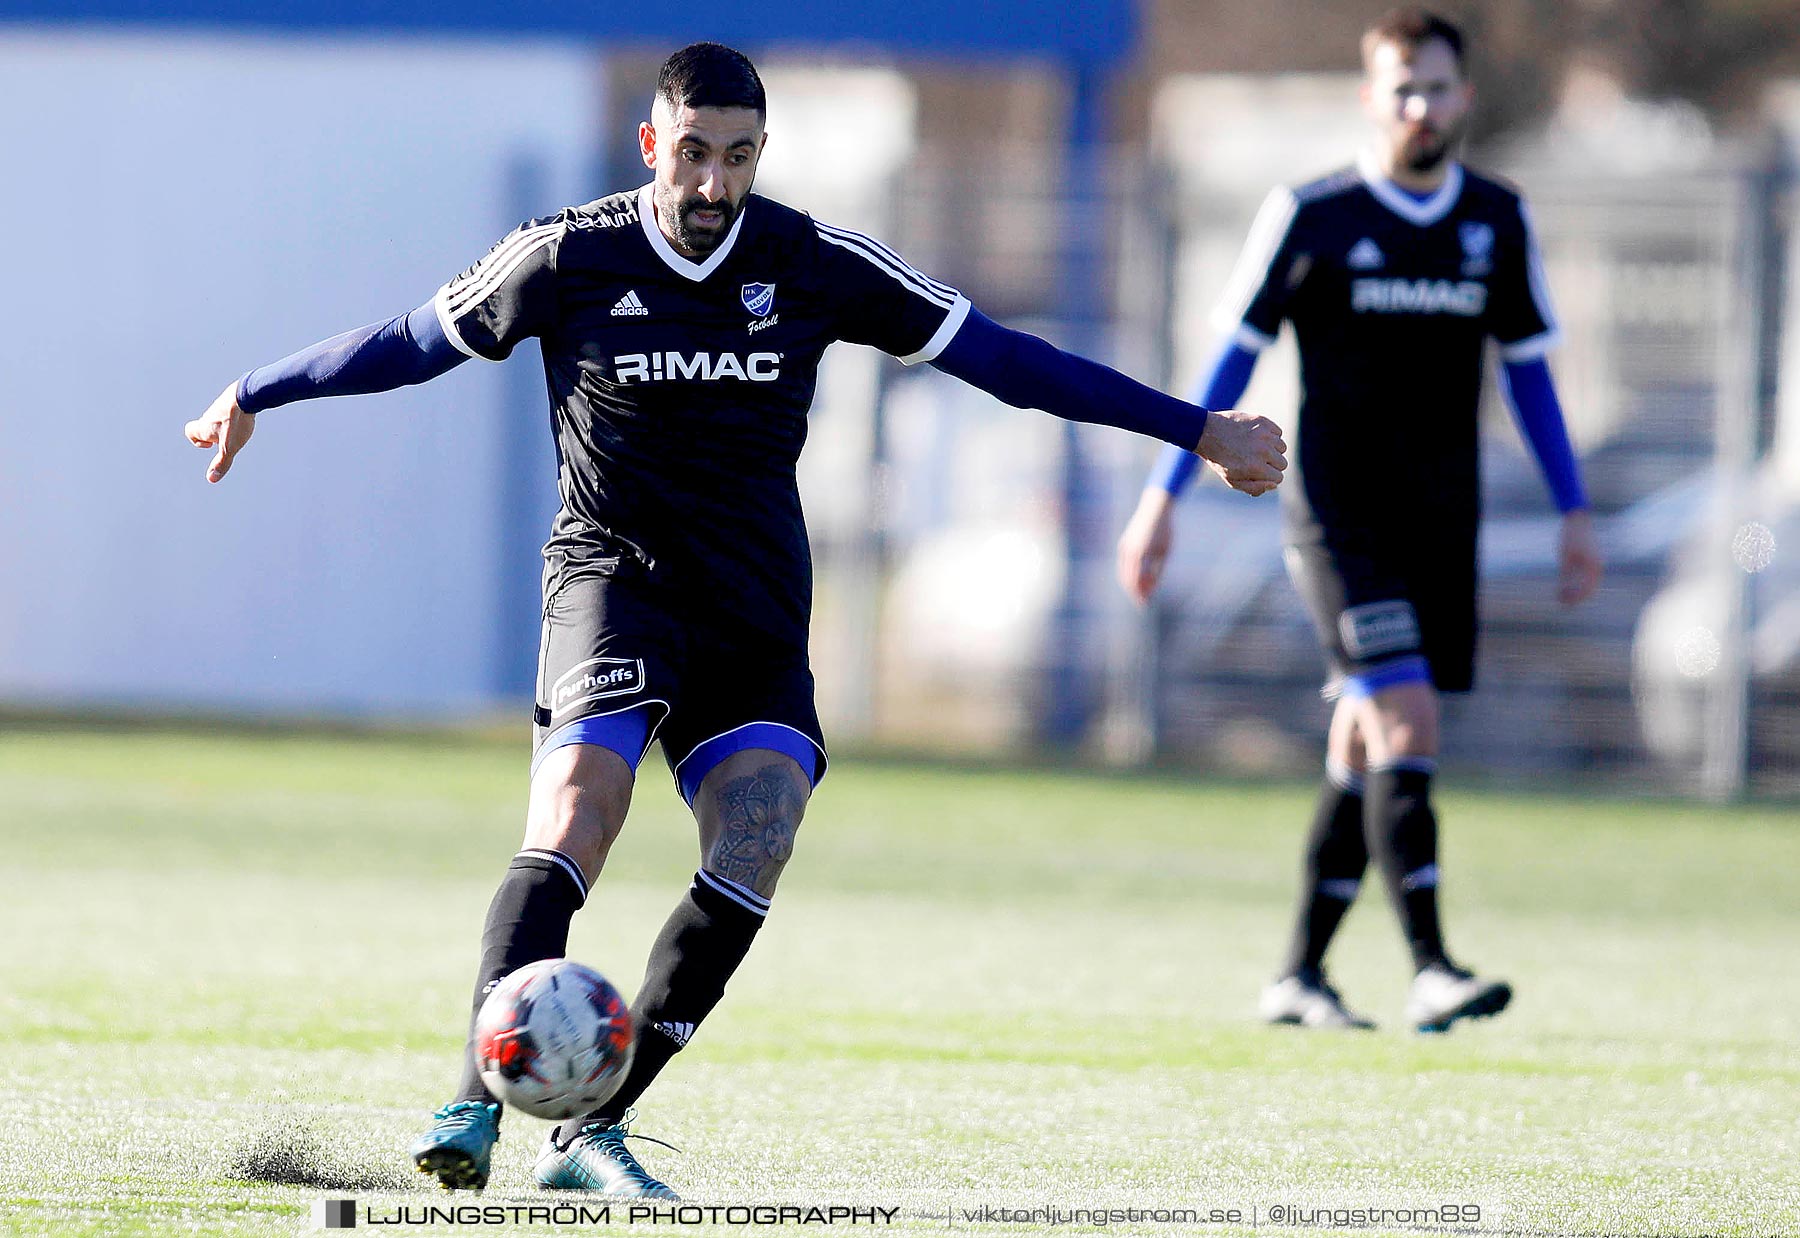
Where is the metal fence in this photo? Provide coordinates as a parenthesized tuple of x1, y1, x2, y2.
(821, 138, 1798, 799)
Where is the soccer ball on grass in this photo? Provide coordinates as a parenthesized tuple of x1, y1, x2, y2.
(473, 958, 635, 1120)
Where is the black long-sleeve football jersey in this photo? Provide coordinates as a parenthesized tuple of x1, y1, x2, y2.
(434, 186, 968, 647)
(1212, 157, 1559, 540)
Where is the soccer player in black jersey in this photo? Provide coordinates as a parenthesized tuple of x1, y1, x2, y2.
(1117, 9, 1602, 1033)
(186, 43, 1286, 1195)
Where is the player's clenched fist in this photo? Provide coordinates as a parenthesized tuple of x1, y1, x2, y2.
(185, 383, 256, 483)
(1194, 409, 1287, 497)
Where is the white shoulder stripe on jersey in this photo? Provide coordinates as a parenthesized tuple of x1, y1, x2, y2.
(831, 223, 958, 299)
(1209, 186, 1300, 337)
(815, 224, 957, 309)
(816, 227, 956, 308)
(446, 221, 562, 314)
(815, 219, 953, 289)
(434, 223, 562, 360)
(446, 222, 563, 318)
(815, 220, 958, 301)
(1518, 200, 1560, 337)
(900, 294, 972, 365)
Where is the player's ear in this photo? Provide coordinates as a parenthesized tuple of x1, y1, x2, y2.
(1358, 78, 1387, 124)
(638, 120, 657, 169)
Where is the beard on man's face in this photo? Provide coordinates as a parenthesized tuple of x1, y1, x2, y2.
(1399, 117, 1462, 173)
(660, 192, 739, 255)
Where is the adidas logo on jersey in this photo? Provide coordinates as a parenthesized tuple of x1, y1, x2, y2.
(1347, 238, 1385, 270)
(610, 289, 650, 317)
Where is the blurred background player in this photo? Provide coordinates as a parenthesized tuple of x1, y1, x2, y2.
(1116, 8, 1602, 1033)
(187, 43, 1285, 1196)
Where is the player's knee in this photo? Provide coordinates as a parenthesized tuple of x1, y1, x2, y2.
(1381, 720, 1437, 759)
(525, 746, 635, 874)
(696, 749, 811, 900)
(701, 790, 804, 887)
(1374, 691, 1439, 758)
(1346, 659, 1438, 759)
(701, 821, 800, 897)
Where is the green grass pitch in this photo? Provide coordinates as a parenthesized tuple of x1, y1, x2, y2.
(1, 724, 1795, 1237)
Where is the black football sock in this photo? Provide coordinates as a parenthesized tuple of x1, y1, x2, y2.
(579, 869, 767, 1130)
(1364, 760, 1448, 972)
(452, 849, 590, 1106)
(1281, 760, 1370, 978)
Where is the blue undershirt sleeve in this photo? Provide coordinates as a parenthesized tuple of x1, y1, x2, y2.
(929, 308, 1208, 449)
(1147, 339, 1262, 497)
(1500, 356, 1588, 513)
(235, 300, 466, 413)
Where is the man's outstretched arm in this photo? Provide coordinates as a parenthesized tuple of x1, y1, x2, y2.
(184, 301, 465, 482)
(930, 308, 1286, 498)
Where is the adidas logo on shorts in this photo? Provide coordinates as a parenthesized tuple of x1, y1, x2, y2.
(611, 289, 650, 317)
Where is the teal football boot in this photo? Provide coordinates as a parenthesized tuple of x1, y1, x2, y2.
(410, 1101, 501, 1191)
(535, 1110, 680, 1199)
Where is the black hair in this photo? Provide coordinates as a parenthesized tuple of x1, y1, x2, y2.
(656, 42, 766, 115)
(1361, 8, 1466, 71)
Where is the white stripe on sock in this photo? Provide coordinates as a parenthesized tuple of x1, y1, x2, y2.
(1401, 864, 1440, 891)
(1326, 759, 1366, 795)
(1373, 757, 1438, 777)
(519, 848, 589, 902)
(694, 868, 770, 917)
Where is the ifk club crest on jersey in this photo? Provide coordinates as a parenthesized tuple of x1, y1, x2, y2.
(1458, 222, 1494, 276)
(741, 282, 776, 317)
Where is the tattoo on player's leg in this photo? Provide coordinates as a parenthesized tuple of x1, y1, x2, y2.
(707, 762, 802, 899)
